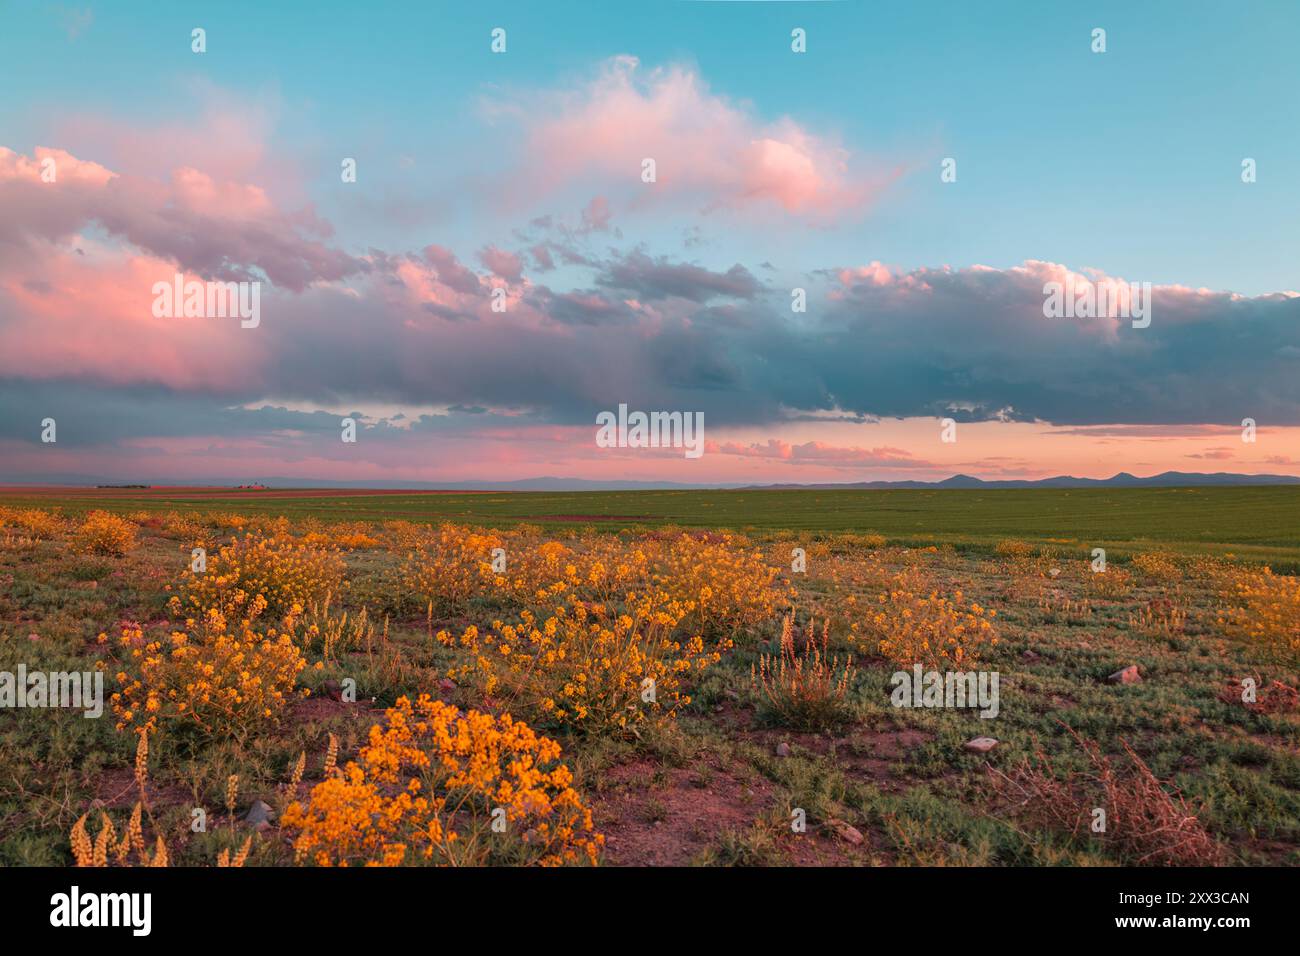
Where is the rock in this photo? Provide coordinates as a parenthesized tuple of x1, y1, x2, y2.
(1021, 649, 1040, 663)
(438, 678, 457, 694)
(775, 742, 791, 757)
(1107, 665, 1142, 685)
(27, 633, 40, 642)
(963, 736, 999, 754)
(828, 819, 864, 845)
(1049, 568, 1061, 578)
(244, 800, 275, 831)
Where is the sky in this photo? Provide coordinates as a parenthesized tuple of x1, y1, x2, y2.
(1, 0, 1298, 486)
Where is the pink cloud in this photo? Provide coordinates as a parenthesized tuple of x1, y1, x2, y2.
(0, 240, 268, 390)
(478, 245, 524, 283)
(0, 145, 361, 290)
(53, 91, 277, 184)
(708, 438, 926, 468)
(500, 56, 899, 221)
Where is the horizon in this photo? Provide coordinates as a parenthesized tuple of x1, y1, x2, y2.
(2, 1, 1298, 483)
(3, 468, 1300, 493)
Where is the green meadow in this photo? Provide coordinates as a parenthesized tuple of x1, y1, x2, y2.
(7, 486, 1299, 568)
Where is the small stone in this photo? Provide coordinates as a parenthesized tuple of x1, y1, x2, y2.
(964, 736, 999, 754)
(244, 800, 275, 831)
(775, 742, 791, 757)
(1107, 665, 1142, 684)
(438, 678, 457, 693)
(27, 633, 40, 642)
(1021, 649, 1040, 663)
(1049, 568, 1061, 578)
(829, 819, 864, 845)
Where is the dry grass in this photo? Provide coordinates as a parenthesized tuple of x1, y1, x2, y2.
(988, 725, 1224, 866)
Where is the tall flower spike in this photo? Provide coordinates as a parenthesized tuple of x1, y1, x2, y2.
(70, 814, 93, 867)
(324, 733, 339, 777)
(134, 728, 149, 796)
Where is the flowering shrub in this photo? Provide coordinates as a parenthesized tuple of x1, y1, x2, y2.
(488, 537, 653, 609)
(108, 594, 309, 739)
(848, 570, 998, 669)
(161, 510, 208, 545)
(995, 539, 1035, 559)
(301, 520, 380, 550)
(170, 531, 346, 619)
(1217, 566, 1300, 666)
(281, 695, 602, 866)
(1130, 551, 1182, 582)
(994, 539, 1053, 581)
(74, 510, 137, 556)
(0, 506, 65, 539)
(651, 533, 778, 635)
(398, 523, 503, 611)
(439, 595, 722, 734)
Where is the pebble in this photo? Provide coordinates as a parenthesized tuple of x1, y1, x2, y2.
(828, 819, 864, 845)
(244, 800, 275, 831)
(1107, 665, 1142, 684)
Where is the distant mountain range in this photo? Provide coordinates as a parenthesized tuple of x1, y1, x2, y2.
(743, 471, 1300, 490)
(3, 471, 1299, 492)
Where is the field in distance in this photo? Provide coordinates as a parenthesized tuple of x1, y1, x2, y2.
(3, 485, 1298, 568)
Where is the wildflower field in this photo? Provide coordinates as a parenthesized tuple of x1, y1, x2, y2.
(1, 488, 1298, 867)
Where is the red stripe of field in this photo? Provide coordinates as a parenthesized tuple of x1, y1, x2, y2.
(0, 486, 487, 499)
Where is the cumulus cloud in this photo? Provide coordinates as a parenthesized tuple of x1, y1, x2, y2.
(489, 56, 900, 221)
(3, 132, 1299, 485)
(0, 147, 364, 290)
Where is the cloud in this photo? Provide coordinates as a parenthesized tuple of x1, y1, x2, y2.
(708, 439, 927, 468)
(0, 146, 365, 291)
(420, 244, 483, 296)
(3, 136, 1298, 450)
(597, 250, 762, 302)
(491, 56, 899, 221)
(478, 245, 524, 283)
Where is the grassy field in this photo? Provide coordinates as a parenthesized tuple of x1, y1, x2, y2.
(4, 486, 1299, 568)
(1, 490, 1298, 867)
